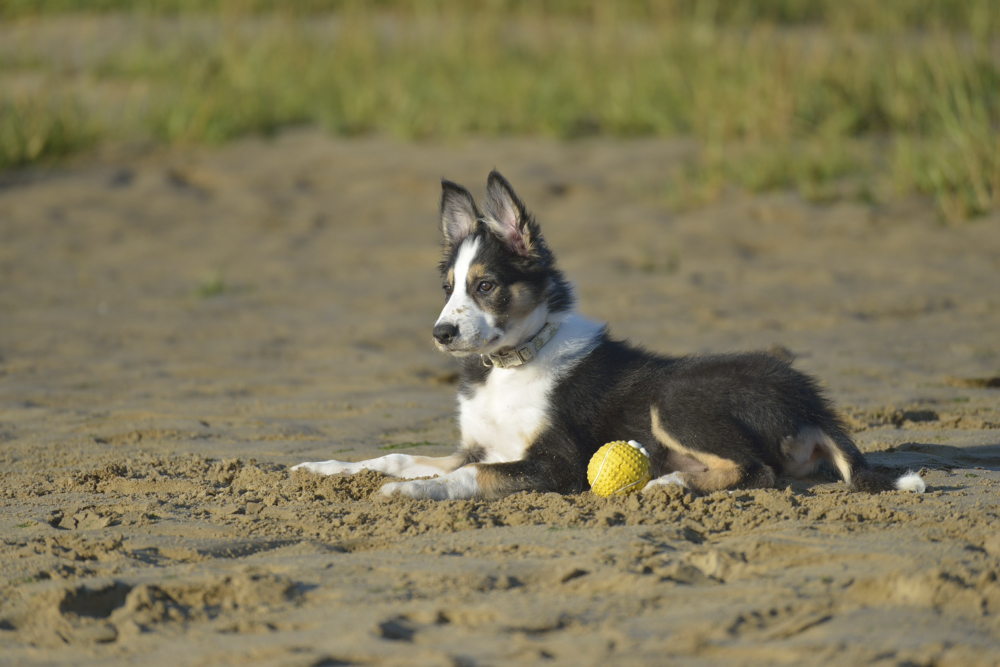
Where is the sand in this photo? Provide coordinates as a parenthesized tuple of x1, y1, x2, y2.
(1, 131, 999, 666)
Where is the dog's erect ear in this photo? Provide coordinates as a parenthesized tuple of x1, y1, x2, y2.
(440, 179, 480, 247)
(483, 170, 533, 257)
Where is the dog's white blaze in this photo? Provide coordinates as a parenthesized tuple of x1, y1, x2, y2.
(436, 237, 499, 351)
(379, 466, 481, 500)
(460, 313, 603, 463)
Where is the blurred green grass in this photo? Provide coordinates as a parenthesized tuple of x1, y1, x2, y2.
(1, 0, 998, 221)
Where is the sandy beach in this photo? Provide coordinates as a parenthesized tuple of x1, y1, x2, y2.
(1, 132, 999, 666)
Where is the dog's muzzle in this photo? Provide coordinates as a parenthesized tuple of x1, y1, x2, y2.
(433, 322, 459, 346)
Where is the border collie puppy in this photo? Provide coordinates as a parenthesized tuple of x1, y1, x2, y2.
(294, 171, 925, 500)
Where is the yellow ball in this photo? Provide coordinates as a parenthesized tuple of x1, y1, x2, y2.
(587, 440, 652, 497)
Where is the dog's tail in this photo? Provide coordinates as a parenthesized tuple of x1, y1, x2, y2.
(850, 467, 926, 494)
(824, 429, 926, 493)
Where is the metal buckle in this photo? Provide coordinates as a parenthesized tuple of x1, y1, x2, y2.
(480, 322, 558, 369)
(496, 350, 521, 368)
(482, 348, 528, 369)
(516, 345, 535, 364)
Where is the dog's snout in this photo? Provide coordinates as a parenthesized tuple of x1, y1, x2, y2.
(433, 322, 459, 345)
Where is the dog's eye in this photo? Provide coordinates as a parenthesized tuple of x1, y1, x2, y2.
(478, 281, 494, 293)
(443, 284, 453, 296)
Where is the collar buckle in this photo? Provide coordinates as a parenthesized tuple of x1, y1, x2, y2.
(481, 322, 558, 369)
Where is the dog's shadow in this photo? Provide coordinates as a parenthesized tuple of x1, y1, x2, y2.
(867, 441, 1000, 472)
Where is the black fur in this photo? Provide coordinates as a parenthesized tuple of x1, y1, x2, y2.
(460, 330, 897, 495)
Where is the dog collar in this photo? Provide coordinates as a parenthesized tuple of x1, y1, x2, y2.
(482, 322, 560, 369)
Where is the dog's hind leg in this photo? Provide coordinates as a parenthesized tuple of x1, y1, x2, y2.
(643, 406, 777, 494)
(292, 452, 467, 479)
(644, 460, 777, 494)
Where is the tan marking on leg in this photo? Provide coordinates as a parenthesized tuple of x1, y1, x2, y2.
(673, 463, 777, 493)
(650, 406, 775, 493)
(408, 454, 466, 475)
(683, 467, 743, 493)
(651, 407, 741, 476)
(471, 464, 508, 500)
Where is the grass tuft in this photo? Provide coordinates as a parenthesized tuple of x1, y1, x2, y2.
(0, 94, 95, 169)
(195, 272, 226, 298)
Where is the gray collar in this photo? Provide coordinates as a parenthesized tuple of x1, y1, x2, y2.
(481, 322, 561, 369)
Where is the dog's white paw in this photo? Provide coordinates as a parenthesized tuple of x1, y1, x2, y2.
(379, 479, 447, 500)
(643, 471, 688, 491)
(290, 460, 353, 475)
(378, 467, 480, 500)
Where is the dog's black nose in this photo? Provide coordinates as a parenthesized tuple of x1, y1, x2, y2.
(433, 322, 458, 345)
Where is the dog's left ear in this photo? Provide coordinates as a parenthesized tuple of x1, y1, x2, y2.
(484, 170, 534, 257)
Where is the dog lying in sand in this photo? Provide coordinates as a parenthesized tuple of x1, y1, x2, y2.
(294, 171, 925, 500)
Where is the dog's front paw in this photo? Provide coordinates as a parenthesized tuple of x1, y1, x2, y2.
(291, 460, 353, 475)
(378, 479, 447, 500)
(643, 471, 688, 491)
(378, 467, 479, 500)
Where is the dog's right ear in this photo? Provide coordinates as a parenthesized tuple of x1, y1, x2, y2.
(440, 179, 480, 247)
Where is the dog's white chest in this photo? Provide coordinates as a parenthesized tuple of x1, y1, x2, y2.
(459, 364, 555, 463)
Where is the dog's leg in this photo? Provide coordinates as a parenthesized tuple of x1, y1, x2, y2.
(644, 460, 776, 494)
(643, 406, 777, 494)
(380, 454, 576, 500)
(292, 452, 466, 479)
(378, 465, 482, 500)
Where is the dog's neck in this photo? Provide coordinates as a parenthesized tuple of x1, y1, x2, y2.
(481, 320, 561, 369)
